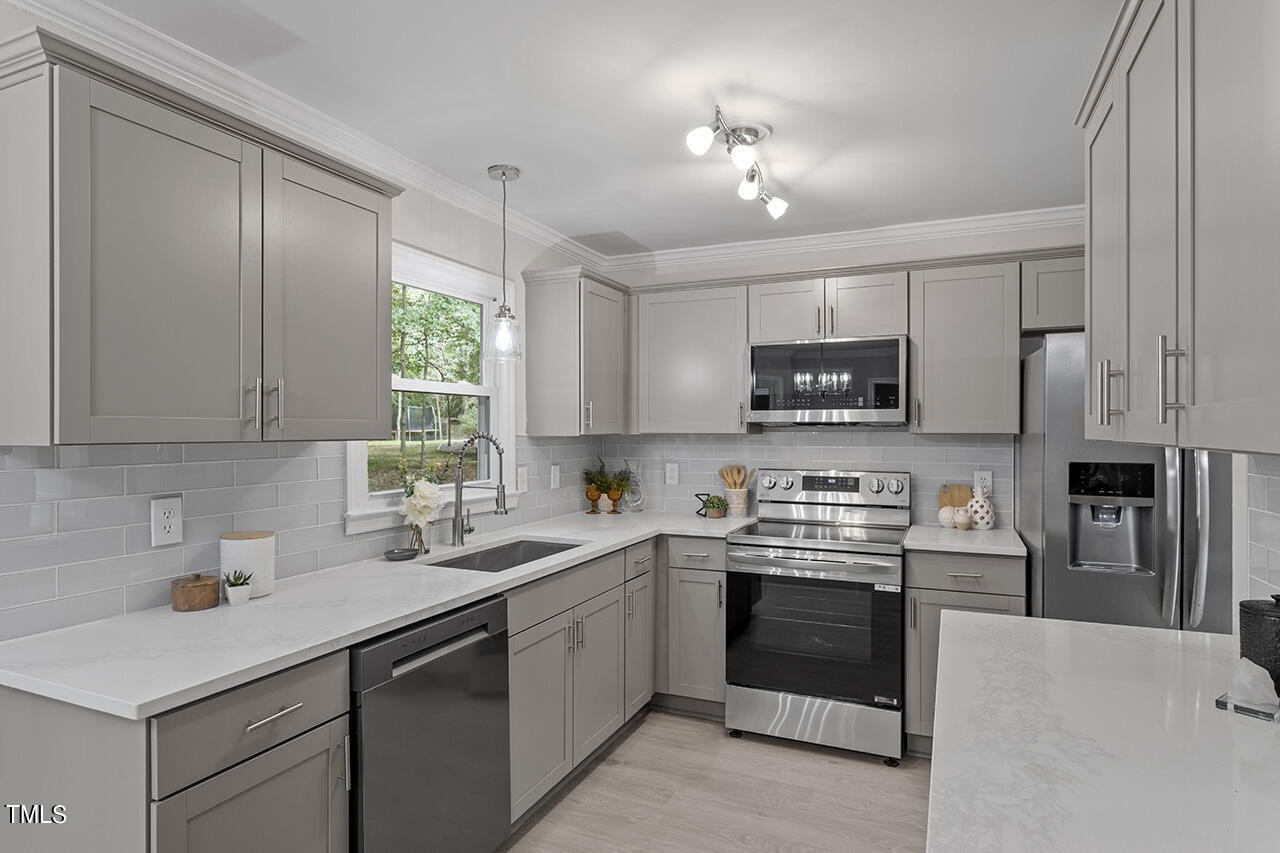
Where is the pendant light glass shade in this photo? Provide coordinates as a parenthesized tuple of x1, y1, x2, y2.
(729, 142, 756, 170)
(737, 168, 760, 200)
(763, 191, 790, 219)
(486, 165, 522, 362)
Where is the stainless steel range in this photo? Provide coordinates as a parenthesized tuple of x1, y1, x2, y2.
(724, 468, 909, 763)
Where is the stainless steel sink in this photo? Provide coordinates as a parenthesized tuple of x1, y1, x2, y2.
(427, 539, 581, 573)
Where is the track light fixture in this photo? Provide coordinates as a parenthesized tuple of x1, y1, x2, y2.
(685, 104, 788, 219)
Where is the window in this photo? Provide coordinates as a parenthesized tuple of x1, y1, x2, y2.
(346, 243, 518, 533)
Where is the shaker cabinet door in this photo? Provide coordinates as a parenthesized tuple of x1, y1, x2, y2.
(263, 153, 391, 441)
(581, 279, 626, 435)
(747, 279, 824, 343)
(826, 272, 908, 337)
(56, 71, 263, 444)
(508, 611, 575, 821)
(624, 572, 655, 719)
(667, 568, 726, 702)
(151, 717, 349, 853)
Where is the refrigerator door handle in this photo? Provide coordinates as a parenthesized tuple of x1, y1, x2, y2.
(1160, 447, 1181, 629)
(1188, 449, 1211, 628)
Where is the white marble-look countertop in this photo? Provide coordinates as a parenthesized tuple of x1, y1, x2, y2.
(928, 611, 1280, 852)
(903, 525, 1026, 557)
(0, 512, 748, 720)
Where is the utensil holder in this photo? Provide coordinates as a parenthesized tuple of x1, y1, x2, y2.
(725, 489, 750, 518)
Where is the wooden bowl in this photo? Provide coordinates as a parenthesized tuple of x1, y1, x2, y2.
(171, 574, 219, 612)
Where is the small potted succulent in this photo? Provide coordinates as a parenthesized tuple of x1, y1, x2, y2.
(606, 465, 634, 514)
(583, 457, 611, 514)
(697, 494, 729, 519)
(223, 570, 254, 606)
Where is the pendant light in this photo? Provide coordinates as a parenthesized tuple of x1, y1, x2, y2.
(486, 164, 522, 362)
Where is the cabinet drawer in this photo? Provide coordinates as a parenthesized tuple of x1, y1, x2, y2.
(625, 538, 656, 580)
(507, 551, 625, 635)
(151, 652, 348, 800)
(667, 536, 726, 570)
(905, 552, 1026, 597)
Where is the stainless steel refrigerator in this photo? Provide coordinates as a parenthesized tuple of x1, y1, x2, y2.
(1017, 333, 1233, 633)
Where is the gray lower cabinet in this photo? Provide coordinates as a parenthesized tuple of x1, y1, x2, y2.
(908, 263, 1021, 433)
(904, 551, 1027, 740)
(508, 579, 629, 822)
(508, 610, 575, 821)
(152, 716, 349, 853)
(667, 567, 726, 702)
(624, 571, 655, 719)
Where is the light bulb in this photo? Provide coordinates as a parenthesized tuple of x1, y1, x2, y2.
(488, 305, 522, 361)
(764, 193, 789, 219)
(494, 320, 515, 352)
(729, 142, 756, 170)
(685, 125, 715, 156)
(737, 170, 760, 200)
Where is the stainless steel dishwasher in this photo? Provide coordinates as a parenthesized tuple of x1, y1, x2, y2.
(352, 596, 510, 853)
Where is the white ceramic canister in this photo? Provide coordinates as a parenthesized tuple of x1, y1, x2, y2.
(220, 530, 276, 598)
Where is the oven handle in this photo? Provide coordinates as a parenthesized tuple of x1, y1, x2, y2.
(726, 551, 901, 584)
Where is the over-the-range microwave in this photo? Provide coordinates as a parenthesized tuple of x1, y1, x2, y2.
(746, 335, 907, 425)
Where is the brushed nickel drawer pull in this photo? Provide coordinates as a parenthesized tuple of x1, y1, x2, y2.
(245, 701, 303, 734)
(946, 572, 984, 579)
(633, 555, 653, 566)
(340, 734, 351, 792)
(682, 552, 710, 558)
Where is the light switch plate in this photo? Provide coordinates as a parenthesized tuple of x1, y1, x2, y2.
(150, 495, 183, 546)
(665, 463, 679, 486)
(974, 471, 993, 494)
(550, 465, 561, 489)
(517, 466, 528, 492)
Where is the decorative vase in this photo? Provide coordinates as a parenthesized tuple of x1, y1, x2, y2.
(952, 507, 972, 530)
(707, 507, 726, 519)
(725, 489, 749, 519)
(607, 488, 624, 514)
(622, 459, 646, 512)
(967, 485, 995, 530)
(937, 506, 956, 528)
(225, 584, 251, 606)
(409, 524, 429, 555)
(586, 485, 602, 514)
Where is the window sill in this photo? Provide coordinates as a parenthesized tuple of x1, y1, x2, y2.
(344, 488, 522, 536)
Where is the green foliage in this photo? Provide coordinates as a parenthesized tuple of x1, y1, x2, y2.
(583, 457, 611, 490)
(392, 283, 482, 384)
(701, 495, 728, 510)
(223, 570, 254, 587)
(608, 464, 634, 494)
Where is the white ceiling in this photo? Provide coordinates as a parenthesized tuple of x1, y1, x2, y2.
(83, 0, 1119, 256)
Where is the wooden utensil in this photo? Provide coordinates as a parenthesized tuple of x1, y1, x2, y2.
(719, 466, 733, 488)
(744, 468, 756, 487)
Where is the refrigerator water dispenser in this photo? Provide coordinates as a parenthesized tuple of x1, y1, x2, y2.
(1067, 462, 1157, 575)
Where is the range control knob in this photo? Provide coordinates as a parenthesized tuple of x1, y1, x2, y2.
(867, 478, 885, 494)
(887, 479, 905, 495)
(760, 475, 777, 490)
(778, 476, 794, 490)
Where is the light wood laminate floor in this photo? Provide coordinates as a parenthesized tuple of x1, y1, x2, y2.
(501, 711, 931, 853)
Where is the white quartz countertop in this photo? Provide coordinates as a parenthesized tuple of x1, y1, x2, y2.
(903, 525, 1026, 557)
(928, 611, 1280, 852)
(0, 512, 748, 720)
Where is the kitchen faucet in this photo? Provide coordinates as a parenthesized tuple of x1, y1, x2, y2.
(452, 432, 506, 546)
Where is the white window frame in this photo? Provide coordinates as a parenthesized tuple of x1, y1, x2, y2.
(345, 242, 519, 534)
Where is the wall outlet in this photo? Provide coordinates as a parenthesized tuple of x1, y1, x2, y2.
(517, 466, 528, 492)
(974, 471, 993, 494)
(550, 465, 561, 489)
(665, 463, 679, 486)
(150, 495, 183, 547)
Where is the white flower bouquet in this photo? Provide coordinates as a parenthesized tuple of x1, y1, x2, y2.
(401, 478, 442, 553)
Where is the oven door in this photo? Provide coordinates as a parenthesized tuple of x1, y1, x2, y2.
(725, 547, 903, 708)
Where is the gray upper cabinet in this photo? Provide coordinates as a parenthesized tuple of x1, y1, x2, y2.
(908, 263, 1021, 433)
(0, 36, 398, 446)
(638, 286, 747, 433)
(667, 567, 726, 703)
(525, 269, 626, 436)
(54, 71, 264, 445)
(624, 571, 655, 720)
(1020, 258, 1085, 332)
(152, 716, 349, 853)
(747, 273, 906, 343)
(262, 154, 392, 441)
(1079, 0, 1280, 454)
(747, 279, 824, 342)
(826, 272, 908, 337)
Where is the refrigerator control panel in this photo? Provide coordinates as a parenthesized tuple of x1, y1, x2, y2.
(1068, 462, 1155, 499)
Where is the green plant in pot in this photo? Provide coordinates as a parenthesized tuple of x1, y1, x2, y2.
(583, 457, 611, 514)
(223, 570, 254, 606)
(698, 494, 729, 519)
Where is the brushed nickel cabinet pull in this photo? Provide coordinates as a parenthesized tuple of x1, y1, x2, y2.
(245, 701, 303, 733)
(1157, 334, 1187, 425)
(816, 305, 822, 336)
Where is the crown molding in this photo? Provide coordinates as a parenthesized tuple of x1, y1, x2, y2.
(597, 205, 1086, 275)
(7, 0, 608, 270)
